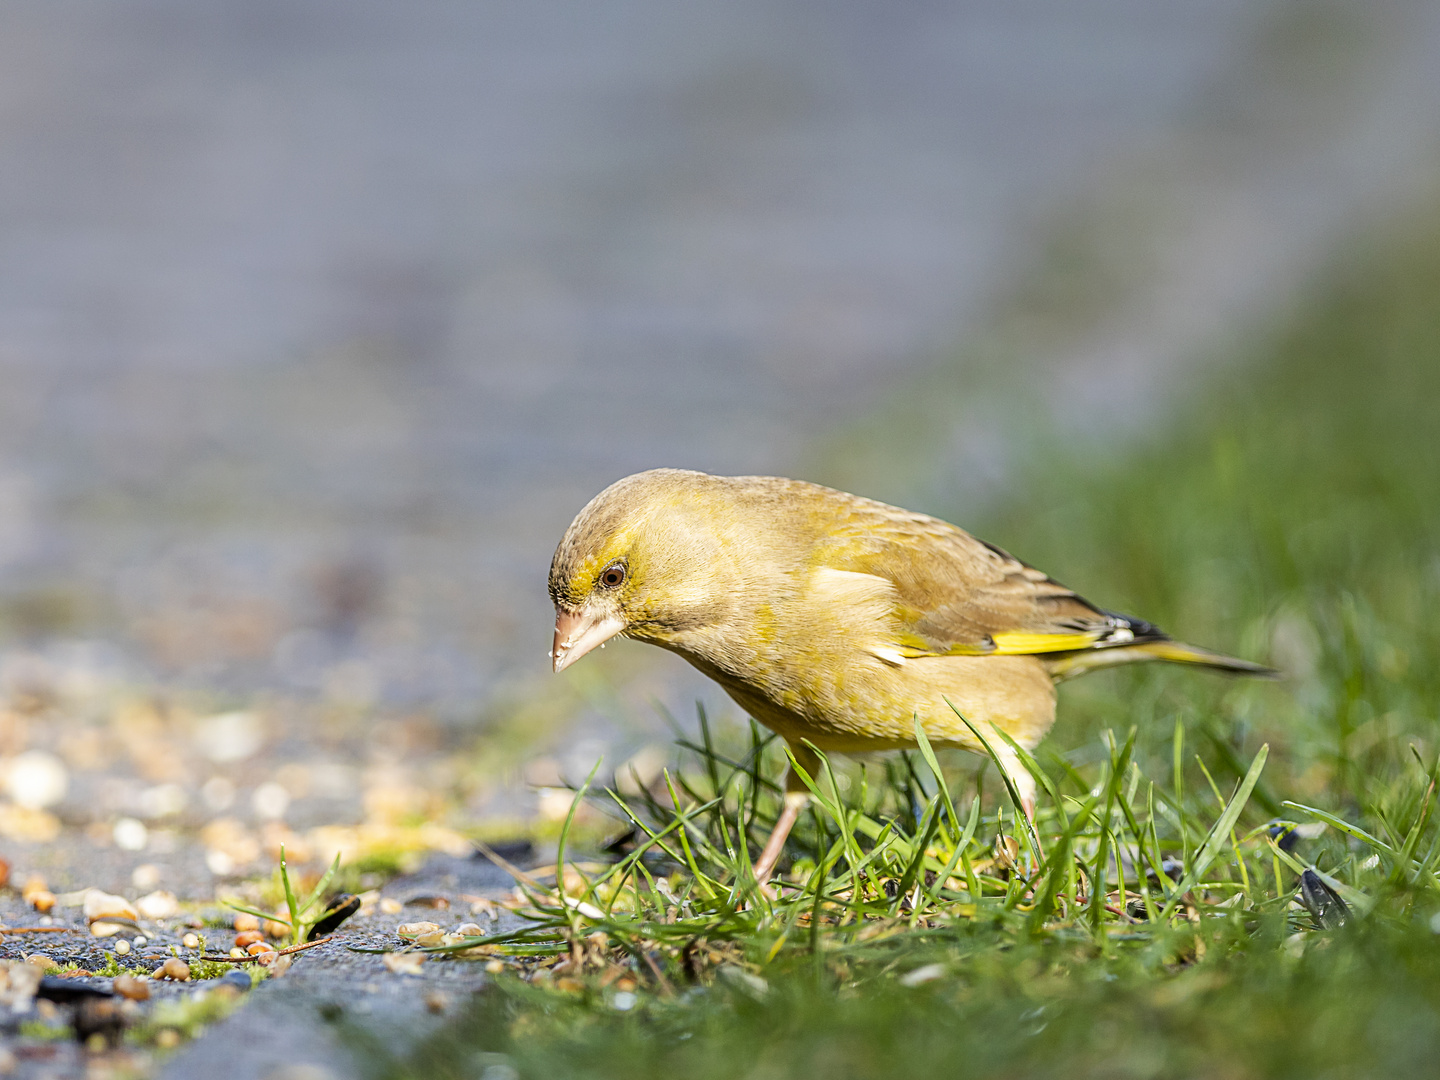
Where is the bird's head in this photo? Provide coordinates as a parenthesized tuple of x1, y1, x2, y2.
(548, 469, 735, 673)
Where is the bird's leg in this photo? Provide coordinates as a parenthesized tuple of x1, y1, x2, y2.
(751, 792, 807, 887)
(751, 744, 820, 888)
(990, 740, 1037, 821)
(992, 741, 1042, 863)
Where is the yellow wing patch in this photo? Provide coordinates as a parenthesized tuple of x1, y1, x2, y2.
(937, 631, 1107, 657)
(990, 631, 1105, 654)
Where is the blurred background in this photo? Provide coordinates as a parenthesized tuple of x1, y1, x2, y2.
(0, 0, 1439, 876)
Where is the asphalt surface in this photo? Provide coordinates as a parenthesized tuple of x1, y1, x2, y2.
(0, 851, 526, 1080)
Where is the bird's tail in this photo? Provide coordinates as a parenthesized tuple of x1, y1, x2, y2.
(1045, 638, 1279, 682)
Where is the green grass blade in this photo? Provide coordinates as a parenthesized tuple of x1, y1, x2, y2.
(1160, 744, 1269, 920)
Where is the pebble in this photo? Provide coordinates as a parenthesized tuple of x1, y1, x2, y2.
(232, 913, 260, 933)
(382, 952, 426, 976)
(113, 817, 149, 852)
(182, 933, 200, 950)
(112, 975, 149, 1002)
(136, 891, 179, 921)
(114, 941, 131, 956)
(4, 751, 69, 809)
(220, 969, 252, 993)
(25, 954, 59, 972)
(159, 958, 190, 981)
(132, 936, 147, 948)
(234, 931, 265, 949)
(85, 890, 141, 939)
(198, 710, 263, 764)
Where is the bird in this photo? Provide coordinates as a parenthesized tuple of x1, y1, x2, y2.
(548, 468, 1275, 885)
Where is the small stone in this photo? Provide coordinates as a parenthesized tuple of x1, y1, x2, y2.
(114, 940, 131, 956)
(89, 888, 143, 937)
(232, 913, 260, 933)
(220, 969, 252, 993)
(132, 936, 147, 947)
(234, 931, 265, 950)
(25, 954, 59, 972)
(84, 889, 140, 922)
(181, 933, 200, 950)
(4, 751, 69, 809)
(197, 710, 263, 764)
(135, 891, 178, 920)
(251, 781, 290, 820)
(160, 958, 190, 981)
(382, 951, 426, 976)
(113, 817, 148, 852)
(112, 975, 149, 1002)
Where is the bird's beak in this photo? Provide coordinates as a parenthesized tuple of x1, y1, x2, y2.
(552, 607, 626, 673)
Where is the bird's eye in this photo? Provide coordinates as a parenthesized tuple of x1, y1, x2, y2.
(599, 563, 626, 589)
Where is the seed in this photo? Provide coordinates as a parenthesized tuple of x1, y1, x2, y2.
(234, 931, 264, 949)
(161, 958, 191, 981)
(29, 890, 56, 914)
(154, 1029, 181, 1050)
(246, 941, 271, 956)
(230, 948, 245, 958)
(232, 913, 260, 933)
(115, 940, 131, 956)
(182, 933, 200, 949)
(24, 954, 58, 972)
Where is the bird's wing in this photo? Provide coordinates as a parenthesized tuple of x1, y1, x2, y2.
(809, 498, 1162, 658)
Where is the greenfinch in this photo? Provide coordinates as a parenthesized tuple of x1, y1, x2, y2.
(549, 469, 1274, 882)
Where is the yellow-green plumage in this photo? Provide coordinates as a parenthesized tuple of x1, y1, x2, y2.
(548, 469, 1274, 868)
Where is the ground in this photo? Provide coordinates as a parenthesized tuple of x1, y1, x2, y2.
(1, 191, 1439, 1080)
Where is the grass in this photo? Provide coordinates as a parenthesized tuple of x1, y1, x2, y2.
(226, 847, 343, 947)
(359, 202, 1440, 1078)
